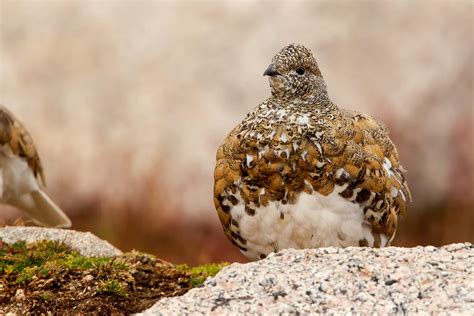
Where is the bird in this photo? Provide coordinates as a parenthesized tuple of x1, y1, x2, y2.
(0, 105, 71, 228)
(214, 44, 411, 261)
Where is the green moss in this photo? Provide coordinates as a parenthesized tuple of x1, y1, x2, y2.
(176, 262, 229, 287)
(0, 240, 128, 285)
(98, 279, 128, 297)
(0, 239, 228, 289)
(15, 266, 37, 284)
(39, 291, 54, 301)
(0, 238, 229, 312)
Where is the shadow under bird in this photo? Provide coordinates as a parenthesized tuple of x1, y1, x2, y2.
(0, 105, 71, 228)
(214, 44, 411, 261)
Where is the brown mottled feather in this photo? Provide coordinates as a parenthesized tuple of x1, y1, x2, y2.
(215, 106, 411, 243)
(214, 44, 411, 255)
(0, 105, 46, 187)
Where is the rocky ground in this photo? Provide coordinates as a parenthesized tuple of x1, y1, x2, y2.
(143, 244, 474, 314)
(0, 226, 122, 257)
(1, 227, 472, 314)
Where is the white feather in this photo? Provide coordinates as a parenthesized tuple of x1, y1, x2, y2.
(237, 186, 378, 260)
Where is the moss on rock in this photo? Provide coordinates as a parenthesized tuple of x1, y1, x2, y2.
(0, 239, 228, 313)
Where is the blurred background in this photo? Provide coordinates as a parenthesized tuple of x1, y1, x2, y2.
(0, 0, 472, 264)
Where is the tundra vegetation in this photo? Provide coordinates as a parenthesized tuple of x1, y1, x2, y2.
(0, 239, 227, 313)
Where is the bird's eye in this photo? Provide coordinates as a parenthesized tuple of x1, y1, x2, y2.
(296, 67, 305, 75)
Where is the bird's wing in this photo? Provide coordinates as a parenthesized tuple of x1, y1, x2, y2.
(328, 109, 411, 243)
(0, 105, 46, 187)
(214, 125, 246, 247)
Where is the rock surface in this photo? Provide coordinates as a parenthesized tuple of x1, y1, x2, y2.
(1, 227, 472, 314)
(0, 226, 122, 257)
(142, 244, 474, 315)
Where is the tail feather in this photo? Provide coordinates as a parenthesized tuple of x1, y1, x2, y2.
(11, 189, 71, 228)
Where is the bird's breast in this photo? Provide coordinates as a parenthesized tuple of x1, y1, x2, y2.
(229, 185, 383, 261)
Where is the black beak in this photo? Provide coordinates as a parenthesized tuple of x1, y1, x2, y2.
(263, 64, 281, 77)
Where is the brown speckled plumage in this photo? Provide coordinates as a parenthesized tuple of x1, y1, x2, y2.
(0, 105, 71, 228)
(214, 44, 411, 260)
(0, 106, 45, 186)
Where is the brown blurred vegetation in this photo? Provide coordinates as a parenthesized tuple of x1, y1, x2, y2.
(1, 1, 473, 264)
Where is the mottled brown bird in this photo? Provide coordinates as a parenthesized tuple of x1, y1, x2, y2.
(0, 105, 71, 228)
(214, 44, 411, 260)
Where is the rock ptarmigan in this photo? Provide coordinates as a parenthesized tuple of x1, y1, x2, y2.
(0, 105, 71, 228)
(214, 44, 411, 261)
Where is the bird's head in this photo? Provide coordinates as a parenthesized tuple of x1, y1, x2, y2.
(264, 44, 327, 102)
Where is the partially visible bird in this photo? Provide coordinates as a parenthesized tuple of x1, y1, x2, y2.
(0, 105, 71, 228)
(214, 44, 411, 260)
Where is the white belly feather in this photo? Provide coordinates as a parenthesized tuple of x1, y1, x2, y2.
(231, 185, 380, 261)
(0, 145, 39, 202)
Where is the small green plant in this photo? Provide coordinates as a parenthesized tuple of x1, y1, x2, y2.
(98, 278, 128, 297)
(15, 266, 37, 284)
(176, 262, 229, 287)
(39, 291, 54, 301)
